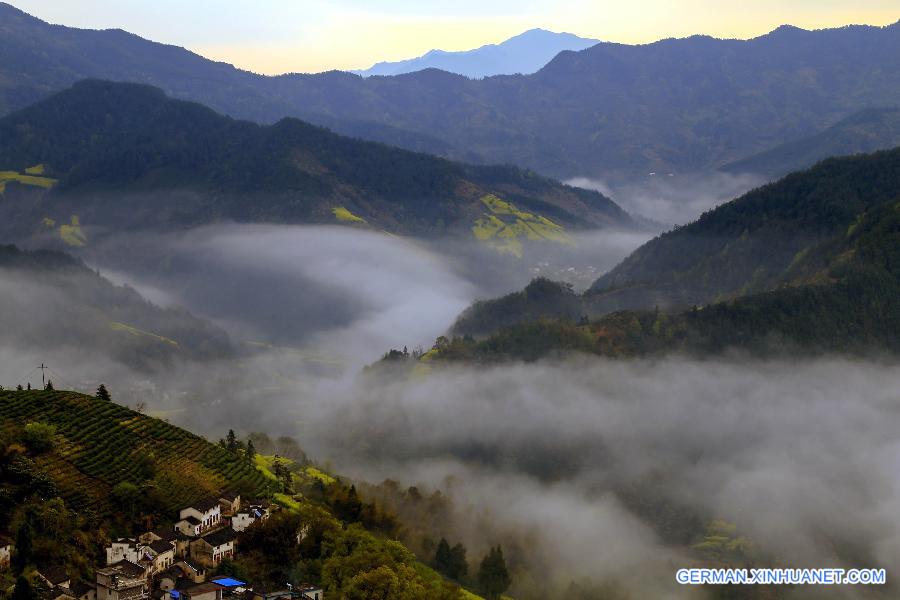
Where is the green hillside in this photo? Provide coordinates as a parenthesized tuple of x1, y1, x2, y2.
(722, 108, 900, 179)
(0, 80, 631, 250)
(586, 148, 900, 313)
(0, 390, 486, 599)
(0, 389, 271, 514)
(445, 147, 900, 355)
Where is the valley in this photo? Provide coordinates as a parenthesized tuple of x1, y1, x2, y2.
(1, 3, 899, 600)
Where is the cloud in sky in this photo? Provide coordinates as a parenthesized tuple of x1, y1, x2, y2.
(11, 0, 900, 74)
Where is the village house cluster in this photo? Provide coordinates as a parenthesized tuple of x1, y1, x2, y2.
(3, 492, 322, 600)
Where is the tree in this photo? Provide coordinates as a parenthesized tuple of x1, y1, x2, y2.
(44, 380, 54, 391)
(12, 575, 37, 600)
(435, 538, 468, 580)
(434, 538, 452, 575)
(13, 520, 32, 573)
(112, 481, 142, 517)
(16, 384, 23, 391)
(22, 422, 56, 453)
(272, 456, 293, 494)
(226, 429, 238, 452)
(245, 439, 256, 464)
(96, 384, 111, 401)
(477, 546, 511, 600)
(449, 543, 468, 580)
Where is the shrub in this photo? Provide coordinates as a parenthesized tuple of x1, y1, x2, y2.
(22, 422, 57, 453)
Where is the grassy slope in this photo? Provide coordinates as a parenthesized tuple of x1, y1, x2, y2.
(0, 390, 272, 514)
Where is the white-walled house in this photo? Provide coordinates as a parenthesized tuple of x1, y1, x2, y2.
(96, 560, 148, 600)
(175, 516, 203, 538)
(231, 504, 270, 532)
(298, 584, 324, 600)
(106, 539, 148, 565)
(218, 491, 241, 517)
(188, 527, 236, 568)
(66, 581, 97, 600)
(178, 497, 222, 534)
(0, 537, 11, 570)
(191, 527, 237, 567)
(37, 565, 71, 589)
(148, 540, 176, 572)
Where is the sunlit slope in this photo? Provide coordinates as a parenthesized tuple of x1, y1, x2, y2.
(472, 194, 571, 256)
(0, 80, 632, 248)
(0, 389, 272, 514)
(0, 164, 56, 193)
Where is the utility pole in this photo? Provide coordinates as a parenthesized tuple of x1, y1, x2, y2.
(37, 363, 48, 388)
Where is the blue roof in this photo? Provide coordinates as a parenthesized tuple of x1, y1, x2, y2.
(211, 577, 246, 587)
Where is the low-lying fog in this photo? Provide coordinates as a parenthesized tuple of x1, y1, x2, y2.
(3, 221, 896, 598)
(88, 224, 651, 367)
(567, 172, 765, 227)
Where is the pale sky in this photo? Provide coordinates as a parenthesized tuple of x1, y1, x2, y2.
(11, 0, 900, 75)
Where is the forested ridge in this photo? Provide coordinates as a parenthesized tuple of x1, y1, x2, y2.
(433, 147, 900, 360)
(0, 80, 629, 242)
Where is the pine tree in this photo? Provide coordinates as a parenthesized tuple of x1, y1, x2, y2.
(13, 520, 32, 573)
(16, 384, 23, 391)
(44, 380, 53, 391)
(477, 545, 511, 600)
(434, 538, 452, 575)
(96, 384, 111, 401)
(226, 429, 238, 452)
(449, 542, 468, 579)
(245, 439, 256, 463)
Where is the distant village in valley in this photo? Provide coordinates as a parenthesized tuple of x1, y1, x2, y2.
(2, 491, 322, 600)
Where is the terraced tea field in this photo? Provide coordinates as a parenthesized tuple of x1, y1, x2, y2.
(0, 390, 272, 514)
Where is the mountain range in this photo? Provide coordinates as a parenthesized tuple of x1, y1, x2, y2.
(721, 107, 900, 179)
(0, 80, 631, 251)
(448, 146, 900, 357)
(2, 2, 899, 182)
(352, 28, 599, 78)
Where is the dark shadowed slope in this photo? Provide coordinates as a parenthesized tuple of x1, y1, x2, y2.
(1, 3, 899, 179)
(0, 80, 631, 247)
(353, 28, 599, 78)
(722, 108, 900, 179)
(588, 148, 900, 310)
(0, 244, 233, 371)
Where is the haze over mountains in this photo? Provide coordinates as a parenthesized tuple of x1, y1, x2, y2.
(352, 28, 599, 78)
(721, 107, 900, 179)
(450, 146, 900, 357)
(3, 3, 900, 599)
(2, 1, 899, 184)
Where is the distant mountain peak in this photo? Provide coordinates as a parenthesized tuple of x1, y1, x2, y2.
(769, 24, 808, 34)
(352, 28, 599, 79)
